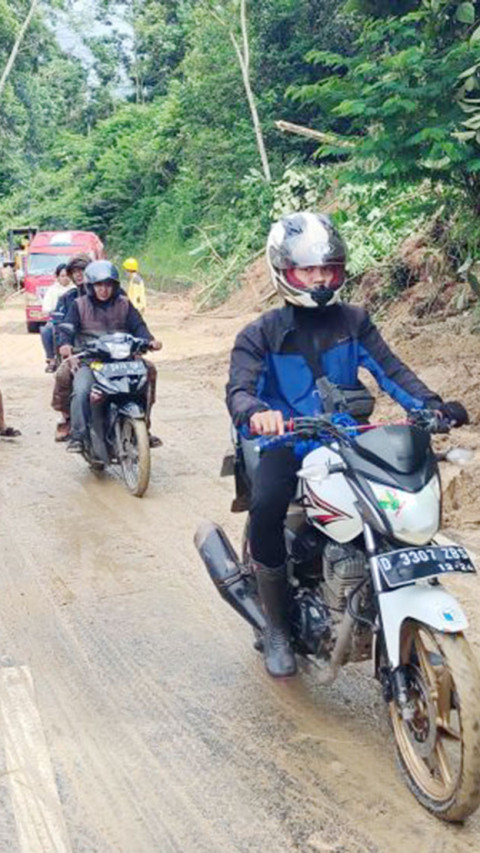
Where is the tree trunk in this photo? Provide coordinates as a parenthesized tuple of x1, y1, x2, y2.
(230, 0, 271, 182)
(0, 0, 40, 98)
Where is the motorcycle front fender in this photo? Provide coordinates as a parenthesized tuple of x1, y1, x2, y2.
(378, 583, 468, 669)
(116, 400, 145, 420)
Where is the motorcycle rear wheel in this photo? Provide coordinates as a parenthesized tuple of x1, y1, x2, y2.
(117, 416, 150, 497)
(390, 620, 480, 821)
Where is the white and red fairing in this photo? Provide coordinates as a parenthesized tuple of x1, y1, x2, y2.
(298, 446, 441, 546)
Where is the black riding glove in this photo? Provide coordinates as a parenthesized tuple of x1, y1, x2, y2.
(438, 401, 469, 428)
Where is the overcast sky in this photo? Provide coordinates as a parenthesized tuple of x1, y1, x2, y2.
(52, 0, 132, 91)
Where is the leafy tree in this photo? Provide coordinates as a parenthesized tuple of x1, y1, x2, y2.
(291, 4, 480, 205)
(0, 0, 89, 202)
(344, 0, 420, 15)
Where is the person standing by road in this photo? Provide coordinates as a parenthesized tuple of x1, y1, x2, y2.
(0, 390, 21, 438)
(123, 257, 147, 316)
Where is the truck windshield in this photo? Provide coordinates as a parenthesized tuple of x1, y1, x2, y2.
(27, 253, 72, 275)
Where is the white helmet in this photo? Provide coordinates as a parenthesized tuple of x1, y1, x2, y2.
(266, 212, 347, 308)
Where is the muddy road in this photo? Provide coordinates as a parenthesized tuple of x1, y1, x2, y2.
(0, 294, 480, 852)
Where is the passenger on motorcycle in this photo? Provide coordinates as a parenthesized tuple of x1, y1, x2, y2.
(56, 260, 162, 454)
(41, 264, 75, 373)
(51, 254, 91, 440)
(226, 211, 468, 679)
(55, 254, 90, 321)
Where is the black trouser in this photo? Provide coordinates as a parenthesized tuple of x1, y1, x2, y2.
(249, 446, 300, 569)
(70, 365, 95, 440)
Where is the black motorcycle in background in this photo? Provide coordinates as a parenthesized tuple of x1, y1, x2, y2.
(69, 332, 152, 497)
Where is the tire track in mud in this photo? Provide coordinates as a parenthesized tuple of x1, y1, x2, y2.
(1, 299, 480, 851)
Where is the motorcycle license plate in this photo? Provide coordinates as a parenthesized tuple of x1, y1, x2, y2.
(375, 545, 476, 588)
(92, 360, 145, 376)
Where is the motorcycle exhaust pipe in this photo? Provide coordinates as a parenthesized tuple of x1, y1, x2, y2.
(194, 521, 266, 633)
(316, 611, 355, 685)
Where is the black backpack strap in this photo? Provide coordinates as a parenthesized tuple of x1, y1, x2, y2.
(294, 327, 346, 413)
(293, 325, 323, 379)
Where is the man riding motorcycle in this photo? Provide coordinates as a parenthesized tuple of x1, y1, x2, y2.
(226, 211, 468, 679)
(56, 260, 162, 453)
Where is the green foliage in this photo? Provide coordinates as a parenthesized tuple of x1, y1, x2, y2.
(271, 162, 439, 277)
(3, 0, 480, 307)
(0, 0, 90, 203)
(345, 0, 420, 13)
(292, 4, 480, 204)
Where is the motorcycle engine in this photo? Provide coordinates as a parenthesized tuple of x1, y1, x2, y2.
(321, 541, 368, 611)
(290, 589, 333, 657)
(321, 541, 372, 662)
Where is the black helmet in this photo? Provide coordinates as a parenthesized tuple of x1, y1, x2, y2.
(84, 260, 120, 296)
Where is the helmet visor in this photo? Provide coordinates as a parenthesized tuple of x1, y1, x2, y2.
(285, 264, 345, 291)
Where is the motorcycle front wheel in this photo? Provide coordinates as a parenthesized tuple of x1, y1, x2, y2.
(116, 416, 150, 497)
(390, 620, 480, 821)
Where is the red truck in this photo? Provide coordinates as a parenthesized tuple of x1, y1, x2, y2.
(24, 230, 105, 332)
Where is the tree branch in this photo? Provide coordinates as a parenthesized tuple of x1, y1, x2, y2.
(275, 120, 355, 149)
(230, 0, 271, 182)
(0, 0, 40, 98)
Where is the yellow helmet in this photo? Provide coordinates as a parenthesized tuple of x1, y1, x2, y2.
(123, 257, 138, 272)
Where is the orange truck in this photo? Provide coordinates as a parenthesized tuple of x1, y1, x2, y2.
(24, 230, 105, 332)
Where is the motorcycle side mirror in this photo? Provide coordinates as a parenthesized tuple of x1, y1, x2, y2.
(297, 460, 330, 482)
(444, 447, 474, 466)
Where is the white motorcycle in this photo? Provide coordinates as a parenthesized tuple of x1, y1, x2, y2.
(195, 412, 480, 821)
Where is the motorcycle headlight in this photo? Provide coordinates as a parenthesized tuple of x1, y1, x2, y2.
(106, 342, 131, 360)
(370, 475, 441, 546)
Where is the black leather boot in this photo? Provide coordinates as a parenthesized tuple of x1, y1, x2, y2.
(255, 562, 297, 678)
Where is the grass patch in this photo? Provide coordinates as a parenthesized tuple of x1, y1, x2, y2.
(114, 231, 202, 293)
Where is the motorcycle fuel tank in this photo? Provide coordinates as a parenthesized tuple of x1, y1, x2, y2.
(299, 446, 363, 543)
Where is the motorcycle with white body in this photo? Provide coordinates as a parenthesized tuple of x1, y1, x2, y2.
(195, 412, 480, 821)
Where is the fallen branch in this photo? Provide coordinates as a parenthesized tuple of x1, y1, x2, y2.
(275, 120, 355, 149)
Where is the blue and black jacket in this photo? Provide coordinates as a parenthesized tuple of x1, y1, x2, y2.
(53, 286, 83, 323)
(226, 303, 441, 426)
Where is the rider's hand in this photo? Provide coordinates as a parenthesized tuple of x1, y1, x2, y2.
(59, 344, 73, 360)
(149, 340, 162, 351)
(438, 401, 469, 428)
(249, 410, 285, 436)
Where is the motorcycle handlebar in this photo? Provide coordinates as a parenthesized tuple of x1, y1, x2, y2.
(407, 409, 452, 434)
(67, 336, 151, 358)
(241, 410, 453, 444)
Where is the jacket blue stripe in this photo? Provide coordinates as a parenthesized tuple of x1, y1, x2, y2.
(256, 340, 423, 417)
(358, 344, 423, 410)
(226, 303, 440, 425)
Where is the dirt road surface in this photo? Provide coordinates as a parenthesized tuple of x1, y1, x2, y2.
(1, 293, 480, 852)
